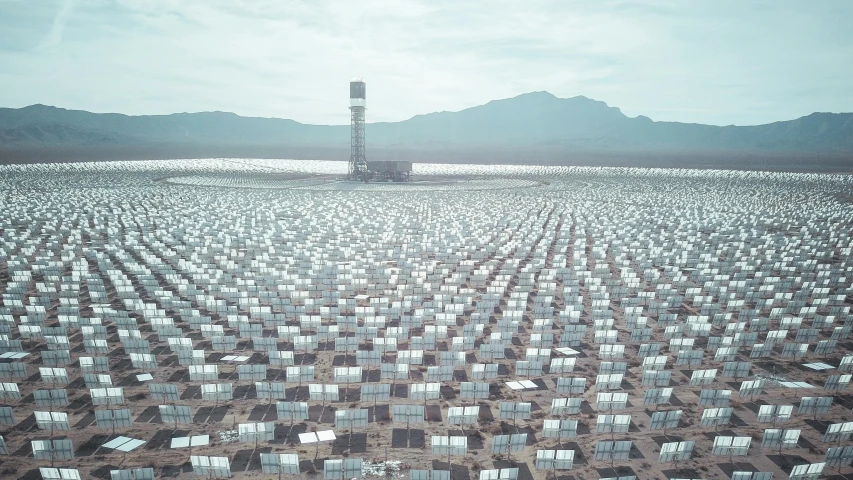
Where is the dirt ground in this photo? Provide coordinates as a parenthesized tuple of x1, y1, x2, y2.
(0, 167, 851, 480)
(1, 256, 852, 480)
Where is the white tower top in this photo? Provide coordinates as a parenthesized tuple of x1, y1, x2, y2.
(350, 78, 366, 107)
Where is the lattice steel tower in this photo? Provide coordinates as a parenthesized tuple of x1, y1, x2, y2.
(348, 78, 367, 180)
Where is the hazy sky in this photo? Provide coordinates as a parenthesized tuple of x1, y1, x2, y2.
(1, 0, 851, 126)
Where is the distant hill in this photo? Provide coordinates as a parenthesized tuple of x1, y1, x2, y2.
(1, 92, 852, 167)
(375, 92, 853, 151)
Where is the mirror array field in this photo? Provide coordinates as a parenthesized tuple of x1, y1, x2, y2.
(0, 159, 852, 480)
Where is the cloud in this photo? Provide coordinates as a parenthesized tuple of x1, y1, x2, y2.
(38, 0, 75, 50)
(1, 0, 852, 126)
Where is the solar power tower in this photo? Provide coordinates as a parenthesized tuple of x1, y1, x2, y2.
(348, 78, 367, 181)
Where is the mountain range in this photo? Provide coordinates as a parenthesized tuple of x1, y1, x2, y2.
(1, 92, 852, 167)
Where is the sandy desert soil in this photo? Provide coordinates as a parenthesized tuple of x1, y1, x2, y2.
(0, 162, 851, 480)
